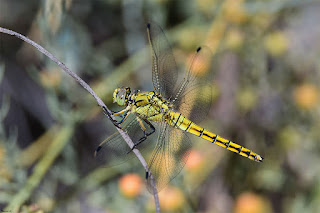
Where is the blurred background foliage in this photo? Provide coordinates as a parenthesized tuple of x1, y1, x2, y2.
(1, 0, 320, 212)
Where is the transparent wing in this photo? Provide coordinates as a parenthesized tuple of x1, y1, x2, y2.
(172, 46, 213, 123)
(147, 22, 178, 100)
(94, 114, 155, 166)
(146, 123, 192, 192)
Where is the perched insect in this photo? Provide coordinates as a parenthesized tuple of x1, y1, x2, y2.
(95, 22, 263, 192)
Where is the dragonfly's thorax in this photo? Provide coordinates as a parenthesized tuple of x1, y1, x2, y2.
(129, 91, 173, 122)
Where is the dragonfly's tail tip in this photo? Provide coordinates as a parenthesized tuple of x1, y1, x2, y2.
(147, 23, 151, 28)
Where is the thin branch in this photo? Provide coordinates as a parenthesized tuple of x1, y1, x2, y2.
(0, 26, 160, 213)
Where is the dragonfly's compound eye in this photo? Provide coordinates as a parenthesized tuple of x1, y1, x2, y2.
(118, 90, 126, 99)
(114, 89, 128, 106)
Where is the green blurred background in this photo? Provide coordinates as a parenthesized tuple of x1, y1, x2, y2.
(1, 0, 320, 212)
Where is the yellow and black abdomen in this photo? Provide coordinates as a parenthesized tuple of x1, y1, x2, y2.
(168, 112, 263, 162)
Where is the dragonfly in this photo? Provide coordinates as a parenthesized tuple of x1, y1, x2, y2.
(95, 22, 263, 192)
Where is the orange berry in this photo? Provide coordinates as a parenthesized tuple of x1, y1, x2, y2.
(185, 149, 204, 172)
(159, 186, 185, 211)
(294, 84, 318, 110)
(188, 52, 211, 76)
(234, 192, 271, 213)
(119, 173, 143, 198)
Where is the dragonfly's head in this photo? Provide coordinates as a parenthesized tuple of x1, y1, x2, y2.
(113, 87, 131, 106)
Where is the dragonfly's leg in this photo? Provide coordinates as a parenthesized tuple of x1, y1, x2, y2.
(112, 110, 128, 119)
(114, 111, 130, 125)
(110, 110, 123, 118)
(127, 118, 155, 153)
(141, 119, 156, 181)
(130, 118, 147, 150)
(102, 106, 131, 127)
(102, 106, 121, 128)
(111, 108, 129, 116)
(143, 119, 155, 136)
